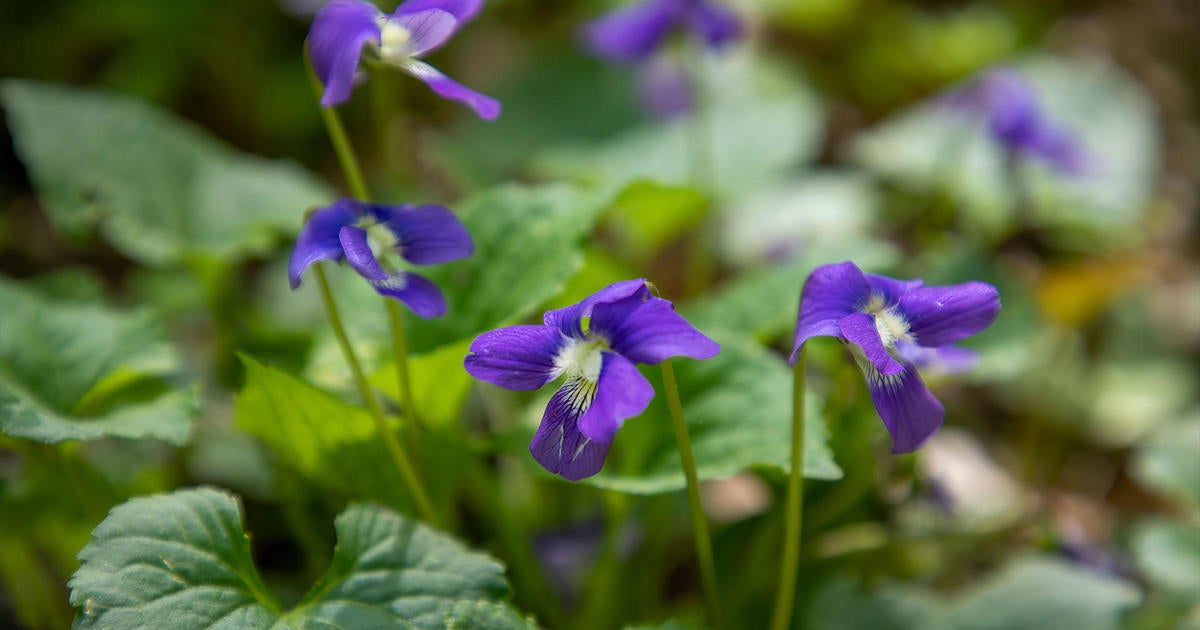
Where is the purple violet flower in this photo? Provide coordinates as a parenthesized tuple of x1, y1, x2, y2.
(945, 68, 1088, 175)
(307, 0, 500, 119)
(289, 198, 473, 318)
(464, 279, 720, 480)
(583, 0, 741, 64)
(789, 262, 1000, 453)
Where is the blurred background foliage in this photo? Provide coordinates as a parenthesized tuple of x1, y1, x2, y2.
(0, 0, 1197, 628)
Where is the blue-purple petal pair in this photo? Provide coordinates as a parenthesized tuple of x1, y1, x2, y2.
(289, 199, 473, 318)
(307, 0, 500, 119)
(465, 280, 720, 481)
(583, 0, 740, 118)
(944, 67, 1089, 175)
(583, 0, 741, 64)
(790, 262, 1000, 453)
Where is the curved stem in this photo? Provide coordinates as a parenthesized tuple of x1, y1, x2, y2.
(771, 350, 807, 630)
(660, 359, 722, 628)
(308, 67, 369, 201)
(306, 61, 435, 523)
(386, 298, 424, 442)
(312, 263, 439, 525)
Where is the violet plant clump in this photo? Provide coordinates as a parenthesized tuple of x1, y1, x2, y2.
(289, 199, 473, 318)
(308, 0, 501, 118)
(464, 279, 719, 480)
(2, 0, 1180, 628)
(790, 261, 1001, 452)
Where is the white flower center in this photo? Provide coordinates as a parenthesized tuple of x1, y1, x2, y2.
(555, 339, 605, 384)
(359, 219, 403, 271)
(378, 20, 414, 64)
(863, 293, 911, 349)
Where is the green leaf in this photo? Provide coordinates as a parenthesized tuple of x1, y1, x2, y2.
(607, 180, 709, 256)
(70, 488, 517, 629)
(69, 488, 281, 629)
(586, 336, 841, 494)
(715, 170, 884, 268)
(1, 80, 330, 266)
(1131, 415, 1200, 510)
(372, 340, 476, 433)
(534, 51, 823, 203)
(286, 503, 510, 629)
(1132, 519, 1200, 598)
(435, 47, 642, 189)
(0, 277, 195, 444)
(851, 56, 1159, 247)
(234, 355, 405, 506)
(404, 183, 611, 353)
(444, 600, 540, 630)
(811, 556, 1139, 630)
(810, 578, 938, 630)
(939, 556, 1140, 630)
(683, 239, 899, 342)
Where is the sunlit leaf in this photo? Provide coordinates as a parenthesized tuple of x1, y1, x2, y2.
(372, 339, 476, 433)
(534, 50, 823, 203)
(607, 180, 709, 257)
(715, 170, 883, 268)
(235, 355, 404, 506)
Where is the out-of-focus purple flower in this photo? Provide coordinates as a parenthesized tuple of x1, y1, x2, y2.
(583, 0, 741, 64)
(289, 199, 473, 317)
(636, 56, 694, 119)
(534, 519, 643, 605)
(465, 280, 720, 480)
(789, 262, 1000, 453)
(307, 0, 500, 119)
(945, 68, 1088, 175)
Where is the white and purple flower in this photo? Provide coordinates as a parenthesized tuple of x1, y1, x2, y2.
(465, 280, 720, 481)
(307, 0, 500, 119)
(289, 199, 473, 318)
(583, 0, 741, 119)
(945, 67, 1088, 175)
(583, 0, 741, 64)
(790, 262, 1001, 453)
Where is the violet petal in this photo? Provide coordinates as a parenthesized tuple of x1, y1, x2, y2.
(464, 325, 568, 391)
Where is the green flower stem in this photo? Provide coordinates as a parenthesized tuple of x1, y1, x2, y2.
(660, 358, 722, 628)
(307, 62, 432, 517)
(385, 298, 424, 440)
(308, 76, 369, 201)
(312, 263, 439, 526)
(771, 349, 807, 630)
